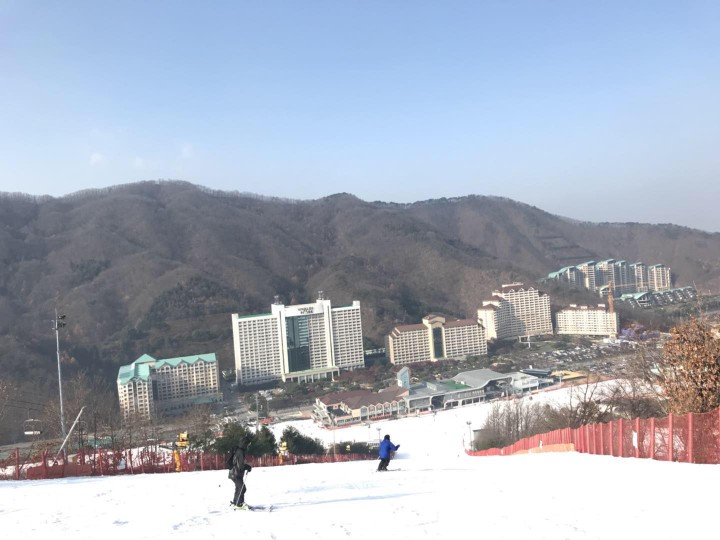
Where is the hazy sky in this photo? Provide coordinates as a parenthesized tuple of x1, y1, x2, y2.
(1, 1, 719, 231)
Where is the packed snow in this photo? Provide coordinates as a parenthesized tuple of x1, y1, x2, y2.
(2, 386, 718, 539)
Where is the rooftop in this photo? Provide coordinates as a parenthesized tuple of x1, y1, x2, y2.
(117, 353, 217, 385)
(452, 368, 512, 389)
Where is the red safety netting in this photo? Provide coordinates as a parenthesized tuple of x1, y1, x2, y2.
(2, 447, 377, 481)
(469, 407, 720, 465)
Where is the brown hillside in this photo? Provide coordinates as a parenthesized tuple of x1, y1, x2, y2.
(1, 181, 718, 399)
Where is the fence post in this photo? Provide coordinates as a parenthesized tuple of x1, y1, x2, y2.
(583, 424, 595, 454)
(600, 423, 604, 455)
(15, 448, 20, 480)
(587, 425, 592, 453)
(668, 413, 674, 462)
(594, 424, 599, 455)
(649, 417, 655, 460)
(687, 412, 694, 464)
(618, 418, 624, 457)
(634, 418, 640, 458)
(574, 424, 587, 452)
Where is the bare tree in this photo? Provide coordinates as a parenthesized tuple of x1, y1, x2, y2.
(604, 355, 666, 420)
(37, 371, 119, 452)
(655, 317, 720, 414)
(182, 404, 215, 450)
(537, 377, 614, 432)
(480, 399, 544, 449)
(0, 379, 17, 424)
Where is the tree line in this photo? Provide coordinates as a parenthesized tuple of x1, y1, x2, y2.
(475, 316, 720, 451)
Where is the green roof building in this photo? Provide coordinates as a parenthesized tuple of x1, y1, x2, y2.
(117, 353, 222, 421)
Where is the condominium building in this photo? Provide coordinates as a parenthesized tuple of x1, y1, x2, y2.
(231, 293, 364, 386)
(648, 264, 672, 292)
(613, 260, 631, 295)
(476, 302, 499, 341)
(630, 262, 648, 293)
(477, 283, 552, 340)
(555, 304, 618, 337)
(385, 314, 487, 366)
(549, 259, 673, 297)
(116, 353, 222, 421)
(576, 261, 597, 291)
(595, 259, 615, 289)
(386, 324, 430, 366)
(547, 266, 582, 288)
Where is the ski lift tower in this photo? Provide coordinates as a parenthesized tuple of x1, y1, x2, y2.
(54, 310, 68, 461)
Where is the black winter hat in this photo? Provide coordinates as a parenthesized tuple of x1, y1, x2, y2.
(384, 434, 390, 440)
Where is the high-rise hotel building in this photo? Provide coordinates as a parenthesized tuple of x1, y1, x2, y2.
(385, 314, 487, 366)
(231, 293, 364, 385)
(117, 353, 222, 421)
(477, 283, 552, 340)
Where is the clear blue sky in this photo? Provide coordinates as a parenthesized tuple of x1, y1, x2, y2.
(1, 1, 719, 231)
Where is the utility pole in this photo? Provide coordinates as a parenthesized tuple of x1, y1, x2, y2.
(255, 393, 259, 431)
(54, 310, 68, 461)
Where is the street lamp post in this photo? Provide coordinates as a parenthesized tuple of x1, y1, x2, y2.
(332, 428, 336, 461)
(255, 393, 260, 431)
(376, 427, 381, 443)
(54, 310, 67, 461)
(466, 421, 473, 452)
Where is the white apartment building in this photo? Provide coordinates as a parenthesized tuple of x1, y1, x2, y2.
(477, 283, 552, 340)
(613, 260, 631, 295)
(648, 264, 672, 292)
(386, 324, 432, 366)
(555, 304, 618, 337)
(595, 259, 616, 289)
(231, 293, 364, 385)
(547, 266, 581, 288)
(386, 314, 487, 366)
(549, 260, 673, 297)
(576, 261, 597, 291)
(116, 353, 221, 421)
(630, 262, 648, 292)
(476, 302, 499, 341)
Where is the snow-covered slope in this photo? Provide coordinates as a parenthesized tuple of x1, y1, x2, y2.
(2, 388, 717, 539)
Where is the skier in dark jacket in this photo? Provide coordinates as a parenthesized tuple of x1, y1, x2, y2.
(229, 435, 253, 508)
(377, 434, 399, 471)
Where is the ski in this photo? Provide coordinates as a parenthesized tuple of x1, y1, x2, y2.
(233, 504, 274, 512)
(247, 505, 274, 512)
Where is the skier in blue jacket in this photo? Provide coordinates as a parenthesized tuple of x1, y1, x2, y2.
(377, 434, 399, 471)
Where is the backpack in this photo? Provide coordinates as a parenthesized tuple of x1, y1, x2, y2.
(225, 447, 236, 469)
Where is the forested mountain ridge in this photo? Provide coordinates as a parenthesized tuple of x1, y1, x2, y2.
(1, 181, 719, 395)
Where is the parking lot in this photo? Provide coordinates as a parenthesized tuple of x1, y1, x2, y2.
(504, 338, 651, 379)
